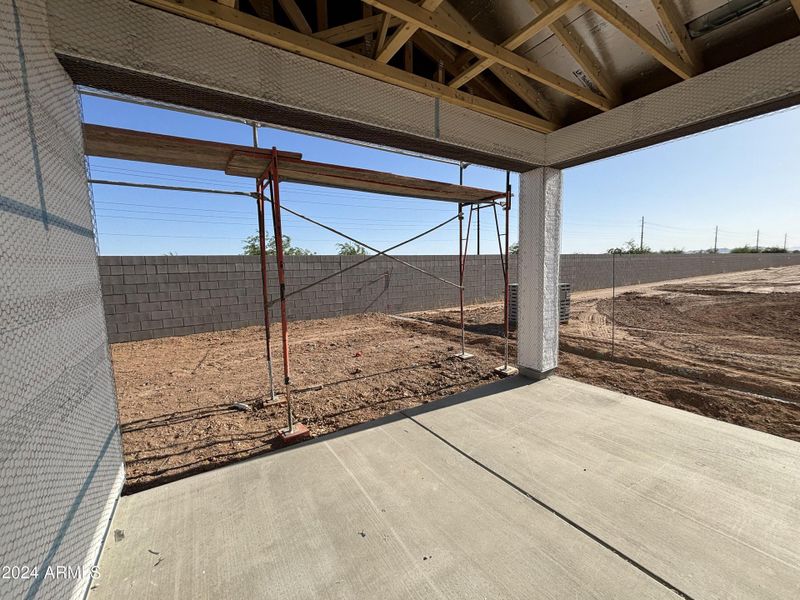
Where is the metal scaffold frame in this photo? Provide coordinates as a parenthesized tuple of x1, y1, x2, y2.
(86, 123, 515, 443)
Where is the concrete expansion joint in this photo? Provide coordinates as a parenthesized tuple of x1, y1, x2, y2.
(399, 410, 695, 600)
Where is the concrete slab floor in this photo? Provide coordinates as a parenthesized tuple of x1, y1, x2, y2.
(90, 377, 800, 600)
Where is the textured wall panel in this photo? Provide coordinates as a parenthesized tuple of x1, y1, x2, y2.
(0, 1, 123, 599)
(546, 36, 800, 167)
(46, 0, 546, 169)
(517, 168, 562, 375)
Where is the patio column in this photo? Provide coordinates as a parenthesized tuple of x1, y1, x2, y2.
(517, 167, 562, 379)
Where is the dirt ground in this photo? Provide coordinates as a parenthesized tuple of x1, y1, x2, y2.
(112, 266, 800, 492)
(113, 313, 505, 492)
(560, 265, 800, 404)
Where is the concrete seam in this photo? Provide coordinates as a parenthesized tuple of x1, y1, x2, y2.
(401, 412, 694, 600)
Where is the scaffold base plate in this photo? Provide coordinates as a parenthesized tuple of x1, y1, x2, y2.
(278, 423, 311, 445)
(494, 365, 519, 377)
(455, 353, 474, 361)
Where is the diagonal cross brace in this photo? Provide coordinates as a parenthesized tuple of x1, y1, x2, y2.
(261, 197, 467, 305)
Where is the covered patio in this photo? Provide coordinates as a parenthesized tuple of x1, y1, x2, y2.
(90, 377, 800, 599)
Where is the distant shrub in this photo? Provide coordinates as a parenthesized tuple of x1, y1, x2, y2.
(729, 245, 759, 253)
(607, 239, 651, 254)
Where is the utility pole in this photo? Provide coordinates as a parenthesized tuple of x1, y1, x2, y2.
(756, 229, 760, 252)
(784, 233, 788, 251)
(640, 216, 645, 252)
(713, 226, 718, 253)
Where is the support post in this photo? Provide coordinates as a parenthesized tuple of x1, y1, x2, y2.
(269, 148, 309, 444)
(253, 124, 275, 409)
(517, 168, 562, 379)
(255, 178, 276, 408)
(495, 172, 517, 376)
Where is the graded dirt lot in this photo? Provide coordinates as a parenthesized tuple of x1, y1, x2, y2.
(560, 265, 800, 403)
(113, 313, 506, 492)
(112, 266, 800, 491)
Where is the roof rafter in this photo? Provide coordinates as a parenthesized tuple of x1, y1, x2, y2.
(313, 13, 400, 45)
(650, 0, 702, 71)
(792, 0, 800, 20)
(449, 0, 581, 89)
(133, 0, 558, 132)
(435, 2, 559, 123)
(315, 0, 327, 30)
(375, 12, 393, 57)
(528, 0, 620, 104)
(276, 0, 312, 34)
(584, 0, 696, 79)
(412, 31, 516, 109)
(376, 0, 444, 64)
(362, 0, 613, 110)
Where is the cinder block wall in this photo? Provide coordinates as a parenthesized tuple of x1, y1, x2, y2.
(561, 252, 800, 291)
(0, 2, 123, 599)
(100, 255, 512, 343)
(99, 252, 800, 343)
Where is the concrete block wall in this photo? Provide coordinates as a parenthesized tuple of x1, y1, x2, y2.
(1, 2, 123, 599)
(561, 252, 800, 292)
(100, 252, 800, 343)
(100, 255, 516, 343)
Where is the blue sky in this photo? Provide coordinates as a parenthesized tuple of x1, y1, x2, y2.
(83, 94, 799, 255)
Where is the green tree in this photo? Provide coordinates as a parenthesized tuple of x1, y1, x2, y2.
(242, 234, 314, 256)
(510, 242, 519, 254)
(729, 244, 759, 254)
(607, 239, 651, 254)
(336, 242, 368, 255)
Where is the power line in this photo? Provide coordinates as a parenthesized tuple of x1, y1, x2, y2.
(94, 204, 452, 225)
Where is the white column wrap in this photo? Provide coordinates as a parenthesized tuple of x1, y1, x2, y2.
(517, 168, 562, 376)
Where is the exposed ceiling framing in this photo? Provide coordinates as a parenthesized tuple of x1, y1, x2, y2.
(132, 0, 800, 132)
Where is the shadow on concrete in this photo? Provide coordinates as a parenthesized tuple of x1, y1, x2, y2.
(122, 375, 538, 495)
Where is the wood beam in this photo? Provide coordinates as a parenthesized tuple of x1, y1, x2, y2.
(313, 14, 400, 45)
(376, 0, 444, 64)
(585, 0, 696, 79)
(412, 32, 515, 108)
(362, 0, 612, 110)
(650, 0, 702, 71)
(792, 0, 800, 20)
(434, 3, 559, 123)
(449, 0, 580, 89)
(528, 0, 619, 103)
(491, 65, 558, 121)
(276, 0, 311, 34)
(132, 0, 558, 132)
(315, 0, 327, 31)
(375, 12, 392, 57)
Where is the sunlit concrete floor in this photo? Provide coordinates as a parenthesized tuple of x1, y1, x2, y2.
(90, 376, 800, 600)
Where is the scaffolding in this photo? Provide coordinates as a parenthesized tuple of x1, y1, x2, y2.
(86, 124, 513, 443)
